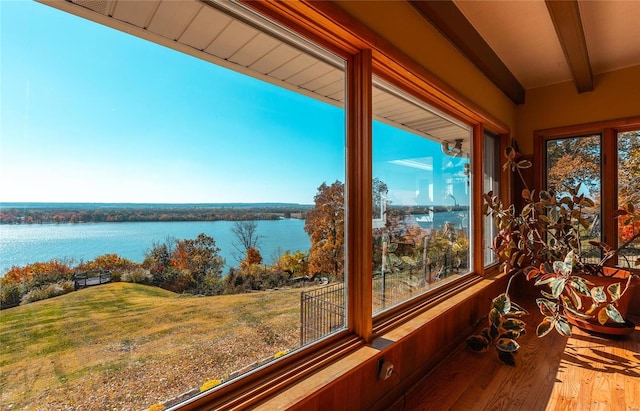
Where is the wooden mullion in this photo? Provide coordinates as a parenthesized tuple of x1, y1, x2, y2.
(601, 128, 618, 260)
(472, 124, 485, 273)
(347, 49, 373, 342)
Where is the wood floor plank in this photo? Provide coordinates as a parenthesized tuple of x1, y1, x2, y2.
(397, 309, 640, 411)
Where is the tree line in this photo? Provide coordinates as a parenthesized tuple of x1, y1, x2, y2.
(0, 205, 313, 225)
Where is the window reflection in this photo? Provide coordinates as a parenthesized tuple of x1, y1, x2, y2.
(372, 80, 472, 314)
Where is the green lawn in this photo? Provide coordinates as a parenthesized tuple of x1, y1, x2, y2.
(0, 282, 306, 410)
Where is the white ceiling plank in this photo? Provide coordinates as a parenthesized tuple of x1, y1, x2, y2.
(204, 19, 259, 59)
(230, 33, 281, 67)
(147, 1, 202, 40)
(179, 6, 233, 50)
(111, 0, 158, 28)
(302, 69, 344, 92)
(251, 43, 302, 74)
(315, 79, 345, 98)
(269, 53, 318, 81)
(287, 61, 334, 87)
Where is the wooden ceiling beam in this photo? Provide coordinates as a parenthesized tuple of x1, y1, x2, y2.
(409, 0, 525, 105)
(545, 0, 593, 93)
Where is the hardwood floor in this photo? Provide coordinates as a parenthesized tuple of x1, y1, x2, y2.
(392, 311, 640, 411)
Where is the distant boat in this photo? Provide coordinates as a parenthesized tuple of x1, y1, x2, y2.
(415, 215, 433, 223)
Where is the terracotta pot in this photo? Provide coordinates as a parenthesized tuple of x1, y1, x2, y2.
(567, 267, 637, 335)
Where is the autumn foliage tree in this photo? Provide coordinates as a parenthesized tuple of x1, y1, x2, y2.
(617, 132, 640, 261)
(618, 131, 640, 207)
(171, 233, 225, 295)
(546, 136, 600, 197)
(240, 247, 263, 270)
(277, 250, 309, 278)
(305, 181, 345, 279)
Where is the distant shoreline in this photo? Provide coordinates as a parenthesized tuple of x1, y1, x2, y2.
(0, 203, 314, 225)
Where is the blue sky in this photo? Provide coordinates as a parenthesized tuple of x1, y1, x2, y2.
(0, 0, 345, 204)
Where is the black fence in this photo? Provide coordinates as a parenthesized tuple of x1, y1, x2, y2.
(74, 270, 111, 289)
(300, 282, 345, 346)
(373, 250, 467, 312)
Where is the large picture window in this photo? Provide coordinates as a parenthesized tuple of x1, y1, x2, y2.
(371, 79, 472, 314)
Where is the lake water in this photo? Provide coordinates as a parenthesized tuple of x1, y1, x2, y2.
(0, 219, 310, 276)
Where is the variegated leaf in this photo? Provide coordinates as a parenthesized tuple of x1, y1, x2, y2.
(569, 276, 590, 296)
(591, 286, 607, 303)
(537, 298, 556, 316)
(524, 266, 540, 281)
(466, 335, 490, 352)
(597, 307, 610, 325)
(501, 318, 526, 332)
(536, 317, 554, 337)
(607, 282, 621, 301)
(555, 318, 572, 336)
(550, 278, 567, 298)
(496, 338, 520, 353)
(541, 290, 556, 299)
(534, 274, 556, 286)
(489, 308, 501, 327)
(492, 293, 511, 315)
(498, 350, 516, 366)
(567, 287, 582, 310)
(605, 304, 624, 323)
(564, 304, 591, 319)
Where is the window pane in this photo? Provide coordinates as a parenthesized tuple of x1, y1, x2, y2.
(617, 130, 640, 268)
(372, 79, 472, 314)
(545, 135, 601, 262)
(483, 132, 500, 266)
(0, 1, 345, 409)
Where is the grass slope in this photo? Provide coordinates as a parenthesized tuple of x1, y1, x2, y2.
(0, 282, 305, 410)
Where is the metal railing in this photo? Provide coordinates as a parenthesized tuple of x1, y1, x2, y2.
(373, 251, 468, 312)
(74, 270, 111, 289)
(300, 282, 345, 346)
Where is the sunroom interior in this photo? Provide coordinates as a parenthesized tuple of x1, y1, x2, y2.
(33, 0, 640, 410)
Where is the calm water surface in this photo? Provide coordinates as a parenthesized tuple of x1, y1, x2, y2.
(0, 220, 310, 275)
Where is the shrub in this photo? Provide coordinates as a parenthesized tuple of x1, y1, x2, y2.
(0, 281, 23, 309)
(20, 280, 75, 305)
(77, 253, 138, 272)
(121, 268, 153, 284)
(110, 271, 122, 282)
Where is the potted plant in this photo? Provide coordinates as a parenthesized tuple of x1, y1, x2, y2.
(466, 146, 639, 366)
